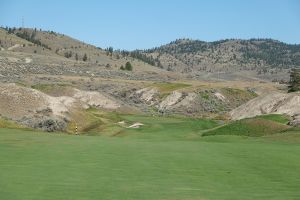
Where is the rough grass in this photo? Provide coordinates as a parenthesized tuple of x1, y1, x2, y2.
(220, 87, 257, 107)
(0, 127, 299, 200)
(221, 87, 257, 97)
(0, 118, 24, 129)
(31, 83, 72, 96)
(66, 108, 111, 135)
(202, 115, 290, 137)
(255, 114, 290, 124)
(152, 82, 191, 94)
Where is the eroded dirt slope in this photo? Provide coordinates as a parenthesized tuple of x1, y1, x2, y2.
(231, 92, 300, 120)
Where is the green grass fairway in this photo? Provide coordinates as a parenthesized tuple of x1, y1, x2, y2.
(0, 125, 300, 200)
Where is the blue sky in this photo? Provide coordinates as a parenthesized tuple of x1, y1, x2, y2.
(0, 0, 300, 50)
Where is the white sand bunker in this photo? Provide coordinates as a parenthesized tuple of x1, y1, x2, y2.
(128, 122, 144, 128)
(214, 92, 226, 101)
(25, 57, 32, 63)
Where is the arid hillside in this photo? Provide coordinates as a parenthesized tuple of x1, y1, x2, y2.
(1, 26, 299, 131)
(2, 27, 300, 81)
(0, 27, 170, 75)
(135, 38, 300, 81)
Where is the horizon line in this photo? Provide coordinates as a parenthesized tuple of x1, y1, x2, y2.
(1, 25, 300, 51)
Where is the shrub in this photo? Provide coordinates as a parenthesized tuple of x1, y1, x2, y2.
(36, 117, 66, 132)
(28, 117, 67, 132)
(83, 53, 88, 62)
(125, 62, 133, 71)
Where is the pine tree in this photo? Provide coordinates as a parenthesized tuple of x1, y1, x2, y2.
(125, 62, 133, 71)
(83, 53, 88, 62)
(288, 68, 300, 92)
(108, 47, 113, 56)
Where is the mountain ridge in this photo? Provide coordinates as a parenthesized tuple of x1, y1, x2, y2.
(138, 38, 300, 73)
(1, 26, 299, 82)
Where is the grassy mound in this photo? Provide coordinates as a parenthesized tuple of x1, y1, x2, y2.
(255, 114, 290, 124)
(203, 115, 290, 137)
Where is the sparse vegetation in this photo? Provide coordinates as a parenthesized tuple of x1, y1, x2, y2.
(15, 30, 51, 50)
(64, 51, 72, 58)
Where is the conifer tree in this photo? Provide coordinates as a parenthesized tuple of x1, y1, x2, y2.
(288, 68, 300, 92)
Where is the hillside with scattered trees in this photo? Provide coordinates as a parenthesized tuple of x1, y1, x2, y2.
(134, 39, 300, 76)
(1, 26, 300, 81)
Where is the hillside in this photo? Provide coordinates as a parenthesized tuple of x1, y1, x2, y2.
(0, 82, 259, 131)
(2, 27, 300, 82)
(136, 38, 300, 80)
(1, 26, 299, 131)
(0, 27, 170, 75)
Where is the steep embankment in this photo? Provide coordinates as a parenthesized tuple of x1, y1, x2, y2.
(231, 91, 300, 125)
(0, 83, 121, 130)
